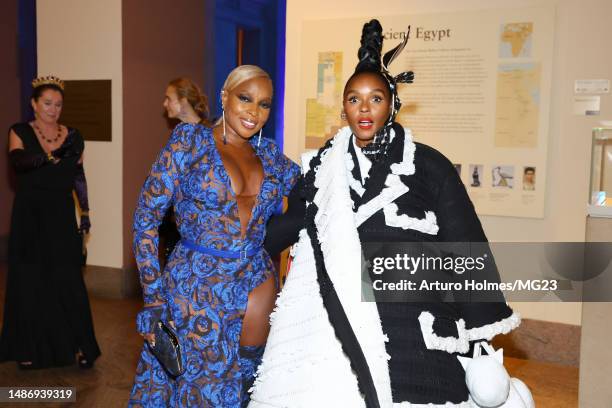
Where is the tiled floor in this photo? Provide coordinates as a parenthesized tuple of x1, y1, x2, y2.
(0, 264, 579, 407)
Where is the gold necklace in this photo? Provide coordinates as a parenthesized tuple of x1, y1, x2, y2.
(33, 122, 61, 143)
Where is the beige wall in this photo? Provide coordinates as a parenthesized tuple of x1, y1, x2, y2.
(37, 0, 123, 268)
(286, 0, 612, 324)
(36, 0, 214, 276)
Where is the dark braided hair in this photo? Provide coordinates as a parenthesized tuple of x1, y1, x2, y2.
(344, 20, 413, 163)
(349, 20, 391, 95)
(345, 20, 393, 162)
(355, 20, 383, 73)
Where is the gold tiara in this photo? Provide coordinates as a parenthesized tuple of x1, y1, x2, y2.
(31, 75, 65, 90)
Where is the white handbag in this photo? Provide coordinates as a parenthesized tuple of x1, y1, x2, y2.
(457, 342, 535, 408)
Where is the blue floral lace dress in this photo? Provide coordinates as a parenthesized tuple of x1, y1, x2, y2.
(129, 123, 300, 407)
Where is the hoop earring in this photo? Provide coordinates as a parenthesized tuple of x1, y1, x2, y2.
(257, 128, 262, 147)
(222, 109, 227, 145)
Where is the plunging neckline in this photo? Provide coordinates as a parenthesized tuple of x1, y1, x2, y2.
(210, 130, 265, 241)
(28, 122, 69, 155)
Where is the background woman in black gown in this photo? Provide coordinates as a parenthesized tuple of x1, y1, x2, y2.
(0, 76, 100, 369)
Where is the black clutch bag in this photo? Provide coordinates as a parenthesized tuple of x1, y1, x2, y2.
(148, 321, 184, 378)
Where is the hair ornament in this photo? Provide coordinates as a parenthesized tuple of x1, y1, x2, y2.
(381, 25, 413, 123)
(32, 75, 65, 90)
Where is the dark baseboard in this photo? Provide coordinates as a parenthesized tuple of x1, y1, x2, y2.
(83, 264, 141, 299)
(0, 235, 7, 262)
(122, 264, 142, 298)
(493, 318, 580, 367)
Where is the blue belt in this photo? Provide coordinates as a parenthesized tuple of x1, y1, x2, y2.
(180, 239, 261, 260)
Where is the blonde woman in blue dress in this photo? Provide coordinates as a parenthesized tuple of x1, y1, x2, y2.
(129, 65, 300, 407)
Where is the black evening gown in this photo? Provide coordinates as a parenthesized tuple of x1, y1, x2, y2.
(0, 123, 101, 368)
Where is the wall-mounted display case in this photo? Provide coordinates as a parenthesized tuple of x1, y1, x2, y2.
(588, 127, 612, 217)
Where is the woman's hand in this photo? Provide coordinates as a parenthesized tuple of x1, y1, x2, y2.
(143, 333, 156, 347)
(79, 214, 91, 234)
(142, 320, 176, 347)
(136, 304, 166, 345)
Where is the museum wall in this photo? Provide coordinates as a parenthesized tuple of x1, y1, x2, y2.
(0, 0, 21, 258)
(121, 0, 213, 269)
(37, 0, 124, 268)
(30, 0, 612, 321)
(35, 0, 214, 275)
(285, 0, 612, 324)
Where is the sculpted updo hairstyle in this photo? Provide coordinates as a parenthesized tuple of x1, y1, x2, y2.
(345, 19, 391, 95)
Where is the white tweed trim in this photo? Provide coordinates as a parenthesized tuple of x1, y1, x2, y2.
(466, 311, 521, 341)
(382, 128, 438, 234)
(354, 174, 409, 226)
(394, 400, 471, 407)
(347, 127, 438, 234)
(382, 200, 439, 235)
(300, 150, 318, 175)
(255, 125, 393, 407)
(313, 126, 393, 404)
(418, 311, 469, 354)
(390, 127, 416, 176)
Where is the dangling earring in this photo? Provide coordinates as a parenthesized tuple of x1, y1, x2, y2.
(341, 112, 346, 120)
(257, 128, 262, 147)
(222, 109, 227, 145)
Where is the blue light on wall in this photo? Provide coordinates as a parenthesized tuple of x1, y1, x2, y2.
(273, 1, 286, 151)
(213, 0, 287, 148)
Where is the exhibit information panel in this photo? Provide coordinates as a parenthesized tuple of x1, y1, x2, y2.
(301, 7, 555, 218)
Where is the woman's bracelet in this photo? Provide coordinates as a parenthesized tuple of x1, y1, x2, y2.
(81, 210, 90, 216)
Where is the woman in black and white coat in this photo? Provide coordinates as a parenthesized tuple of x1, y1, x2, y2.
(251, 20, 520, 407)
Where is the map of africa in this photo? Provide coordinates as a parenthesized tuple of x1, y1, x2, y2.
(499, 22, 533, 58)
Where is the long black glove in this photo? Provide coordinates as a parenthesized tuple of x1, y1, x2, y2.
(264, 176, 306, 256)
(75, 163, 91, 233)
(9, 131, 81, 172)
(9, 149, 53, 172)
